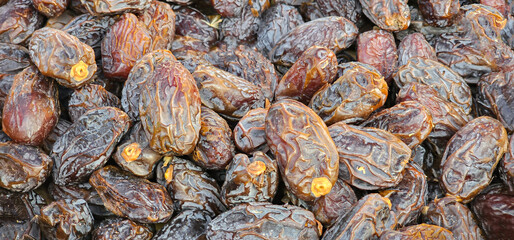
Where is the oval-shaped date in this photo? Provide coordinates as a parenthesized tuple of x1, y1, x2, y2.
(359, 0, 410, 31)
(68, 84, 121, 122)
(397, 33, 437, 67)
(233, 107, 268, 154)
(39, 199, 94, 240)
(357, 30, 398, 82)
(309, 178, 357, 226)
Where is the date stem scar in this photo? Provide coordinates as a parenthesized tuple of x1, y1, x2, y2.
(311, 177, 333, 197)
(70, 60, 89, 81)
(357, 166, 366, 174)
(121, 143, 142, 162)
(247, 161, 266, 176)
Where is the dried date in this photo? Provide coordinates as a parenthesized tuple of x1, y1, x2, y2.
(153, 209, 212, 240)
(397, 33, 437, 67)
(380, 224, 455, 239)
(39, 199, 94, 240)
(48, 182, 113, 217)
(220, 7, 262, 47)
(309, 178, 357, 226)
(500, 134, 514, 190)
(92, 218, 153, 240)
(68, 84, 121, 122)
(173, 6, 218, 46)
(80, 0, 151, 16)
(357, 30, 398, 82)
(471, 191, 514, 240)
(359, 0, 410, 31)
(0, 0, 45, 45)
(0, 43, 30, 74)
(233, 107, 268, 153)
(418, 0, 460, 27)
(476, 71, 514, 132)
(138, 0, 176, 50)
(33, 0, 68, 18)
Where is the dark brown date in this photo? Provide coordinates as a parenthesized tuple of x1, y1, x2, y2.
(419, 0, 460, 27)
(139, 51, 201, 155)
(42, 118, 72, 153)
(194, 65, 265, 120)
(500, 134, 514, 191)
(440, 116, 508, 203)
(329, 122, 411, 190)
(29, 27, 97, 88)
(33, 0, 68, 18)
(359, 0, 410, 31)
(220, 7, 262, 47)
(102, 13, 153, 80)
(275, 46, 338, 104)
(48, 182, 113, 217)
(0, 43, 30, 74)
(362, 101, 433, 148)
(265, 99, 339, 201)
(2, 65, 59, 145)
(471, 191, 514, 240)
(397, 33, 437, 67)
(380, 224, 455, 239)
(153, 209, 212, 240)
(394, 57, 473, 114)
(0, 0, 45, 45)
(80, 0, 151, 16)
(173, 6, 218, 47)
(357, 30, 398, 82)
(309, 62, 388, 125)
(221, 151, 279, 208)
(270, 16, 358, 67)
(0, 142, 52, 192)
(138, 0, 176, 51)
(322, 193, 396, 240)
(92, 218, 153, 240)
(0, 189, 44, 240)
(51, 107, 131, 185)
(309, 178, 357, 226)
(207, 202, 321, 240)
(192, 106, 235, 170)
(157, 156, 227, 216)
(306, 0, 363, 26)
(233, 107, 268, 153)
(423, 196, 485, 240)
(211, 0, 246, 17)
(477, 71, 514, 133)
(90, 165, 174, 223)
(39, 199, 94, 240)
(68, 84, 121, 122)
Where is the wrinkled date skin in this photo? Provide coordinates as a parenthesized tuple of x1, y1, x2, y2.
(33, 0, 68, 18)
(423, 196, 485, 240)
(80, 0, 151, 16)
(139, 52, 201, 156)
(157, 157, 227, 216)
(0, 43, 30, 74)
(471, 191, 514, 240)
(309, 62, 388, 125)
(29, 27, 97, 88)
(2, 65, 59, 145)
(0, 142, 52, 192)
(90, 165, 174, 223)
(194, 65, 265, 120)
(233, 107, 268, 153)
(220, 7, 262, 48)
(309, 178, 357, 226)
(192, 106, 235, 170)
(122, 49, 177, 121)
(440, 116, 508, 203)
(51, 107, 131, 185)
(305, 0, 363, 26)
(221, 151, 279, 208)
(359, 0, 410, 31)
(322, 194, 396, 240)
(205, 45, 279, 100)
(397, 33, 437, 67)
(270, 16, 358, 67)
(357, 30, 398, 82)
(380, 163, 428, 227)
(265, 99, 339, 201)
(207, 202, 321, 240)
(42, 118, 72, 153)
(0, 0, 45, 45)
(380, 224, 455, 239)
(102, 13, 152, 80)
(68, 84, 121, 122)
(138, 0, 176, 51)
(362, 101, 433, 148)
(419, 0, 460, 27)
(0, 189, 44, 240)
(92, 218, 153, 240)
(329, 122, 411, 190)
(48, 182, 112, 217)
(153, 209, 212, 240)
(477, 71, 514, 133)
(173, 6, 218, 47)
(394, 57, 473, 115)
(275, 46, 338, 104)
(39, 199, 94, 240)
(500, 134, 514, 190)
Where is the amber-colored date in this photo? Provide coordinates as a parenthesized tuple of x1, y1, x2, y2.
(138, 0, 176, 51)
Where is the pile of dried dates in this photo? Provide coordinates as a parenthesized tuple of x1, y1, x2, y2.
(0, 0, 513, 238)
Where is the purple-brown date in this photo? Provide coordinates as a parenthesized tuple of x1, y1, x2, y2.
(329, 122, 411, 190)
(394, 57, 473, 114)
(419, 0, 460, 27)
(440, 116, 508, 203)
(471, 191, 514, 240)
(477, 71, 514, 133)
(380, 224, 455, 240)
(207, 202, 321, 240)
(92, 218, 153, 240)
(307, 0, 363, 26)
(309, 62, 388, 125)
(423, 196, 485, 240)
(397, 33, 438, 67)
(193, 65, 265, 121)
(500, 134, 514, 191)
(157, 156, 227, 216)
(90, 165, 174, 223)
(2, 65, 59, 145)
(357, 30, 398, 82)
(29, 27, 97, 88)
(233, 107, 268, 153)
(32, 0, 68, 18)
(221, 151, 279, 208)
(359, 0, 410, 31)
(0, 142, 52, 192)
(173, 6, 218, 47)
(138, 0, 176, 51)
(322, 193, 396, 240)
(68, 84, 121, 122)
(309, 178, 357, 226)
(275, 46, 338, 104)
(192, 106, 235, 170)
(211, 0, 246, 17)
(0, 189, 44, 240)
(139, 50, 201, 156)
(0, 43, 30, 74)
(102, 13, 153, 80)
(39, 199, 94, 240)
(220, 7, 262, 48)
(80, 0, 151, 16)
(265, 99, 339, 201)
(51, 107, 131, 185)
(0, 0, 45, 45)
(270, 16, 358, 67)
(48, 182, 113, 217)
(153, 209, 212, 240)
(362, 101, 433, 148)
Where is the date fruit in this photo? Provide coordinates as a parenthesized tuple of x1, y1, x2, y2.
(357, 30, 398, 82)
(233, 107, 268, 153)
(68, 84, 121, 122)
(39, 199, 94, 240)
